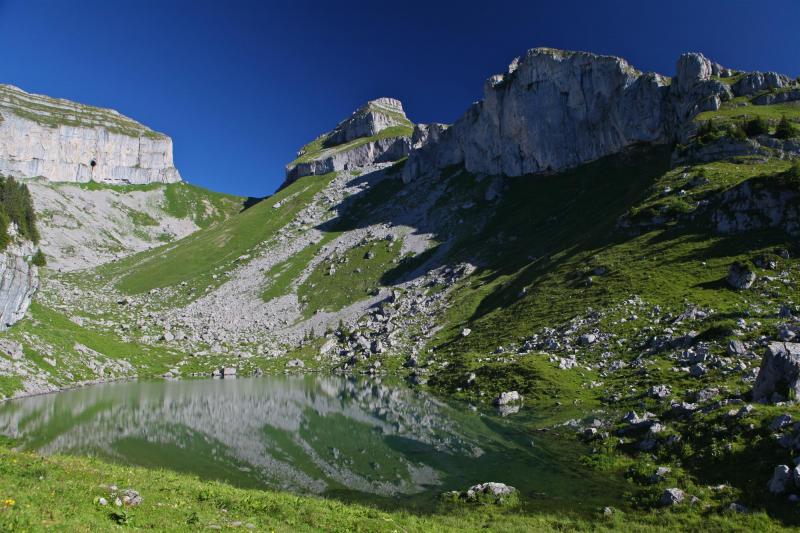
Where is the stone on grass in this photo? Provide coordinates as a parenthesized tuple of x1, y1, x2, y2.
(660, 488, 685, 506)
(494, 391, 522, 406)
(441, 482, 519, 506)
(727, 262, 755, 290)
(753, 343, 800, 403)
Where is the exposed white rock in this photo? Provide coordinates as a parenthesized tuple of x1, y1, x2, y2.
(284, 98, 412, 184)
(402, 49, 738, 182)
(326, 98, 408, 146)
(285, 136, 410, 184)
(28, 181, 203, 271)
(0, 239, 38, 330)
(0, 84, 181, 185)
(404, 48, 671, 181)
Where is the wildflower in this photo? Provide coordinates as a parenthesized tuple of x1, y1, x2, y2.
(3, 498, 15, 507)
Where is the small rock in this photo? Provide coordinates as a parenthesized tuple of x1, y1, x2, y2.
(660, 488, 685, 506)
(770, 414, 793, 431)
(494, 391, 522, 406)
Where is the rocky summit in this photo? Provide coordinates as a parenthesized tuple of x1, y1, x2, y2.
(2, 44, 800, 531)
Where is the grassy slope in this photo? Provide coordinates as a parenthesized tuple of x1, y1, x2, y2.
(75, 181, 246, 230)
(97, 172, 336, 296)
(0, 445, 788, 532)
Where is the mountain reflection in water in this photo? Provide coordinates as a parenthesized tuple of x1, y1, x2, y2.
(0, 375, 617, 511)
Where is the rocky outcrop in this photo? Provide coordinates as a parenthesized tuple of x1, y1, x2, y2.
(752, 89, 800, 106)
(325, 98, 408, 147)
(711, 178, 800, 235)
(753, 342, 800, 403)
(732, 72, 792, 97)
(0, 84, 181, 185)
(669, 53, 733, 130)
(285, 136, 410, 184)
(284, 98, 413, 185)
(411, 123, 448, 149)
(404, 48, 672, 180)
(400, 49, 762, 182)
(0, 238, 38, 330)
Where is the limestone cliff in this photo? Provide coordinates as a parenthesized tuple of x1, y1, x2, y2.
(0, 237, 38, 330)
(0, 84, 181, 185)
(401, 49, 752, 182)
(284, 98, 413, 184)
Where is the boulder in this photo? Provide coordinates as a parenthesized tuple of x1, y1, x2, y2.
(285, 359, 305, 369)
(753, 342, 800, 403)
(728, 339, 747, 356)
(494, 391, 522, 405)
(768, 465, 792, 494)
(442, 482, 519, 506)
(660, 488, 685, 506)
(727, 262, 756, 290)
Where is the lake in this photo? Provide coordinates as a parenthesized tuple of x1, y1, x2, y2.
(0, 375, 621, 512)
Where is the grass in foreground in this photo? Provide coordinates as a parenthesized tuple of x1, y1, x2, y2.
(0, 445, 790, 532)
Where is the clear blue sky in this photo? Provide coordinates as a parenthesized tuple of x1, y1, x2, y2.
(0, 0, 797, 197)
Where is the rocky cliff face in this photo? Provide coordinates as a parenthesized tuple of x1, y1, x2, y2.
(284, 98, 413, 184)
(0, 84, 181, 185)
(325, 97, 408, 146)
(0, 236, 38, 330)
(401, 49, 750, 182)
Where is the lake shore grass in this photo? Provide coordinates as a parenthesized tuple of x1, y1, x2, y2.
(0, 444, 791, 532)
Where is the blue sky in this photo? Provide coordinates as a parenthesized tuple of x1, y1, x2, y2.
(0, 0, 798, 197)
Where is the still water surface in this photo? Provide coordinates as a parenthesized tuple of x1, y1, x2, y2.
(0, 376, 620, 511)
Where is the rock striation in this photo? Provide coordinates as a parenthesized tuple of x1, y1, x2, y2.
(284, 98, 413, 184)
(325, 98, 408, 147)
(0, 236, 38, 330)
(0, 84, 181, 185)
(285, 136, 410, 184)
(401, 49, 744, 182)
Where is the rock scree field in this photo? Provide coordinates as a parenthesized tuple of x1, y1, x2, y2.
(1, 45, 800, 531)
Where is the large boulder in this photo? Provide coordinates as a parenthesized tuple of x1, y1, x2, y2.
(753, 342, 800, 403)
(441, 482, 519, 506)
(727, 261, 756, 290)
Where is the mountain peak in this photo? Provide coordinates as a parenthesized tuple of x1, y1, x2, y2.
(326, 97, 410, 148)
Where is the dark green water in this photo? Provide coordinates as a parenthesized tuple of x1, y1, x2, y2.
(0, 376, 622, 512)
